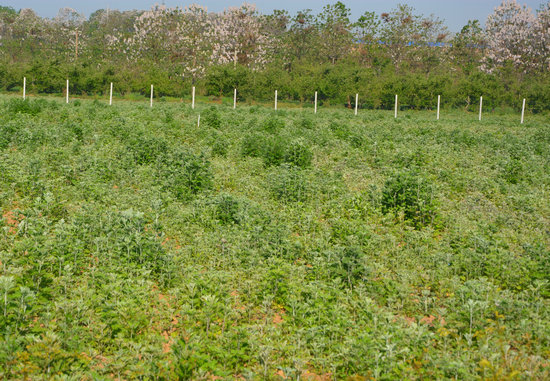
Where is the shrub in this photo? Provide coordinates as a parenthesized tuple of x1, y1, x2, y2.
(381, 170, 437, 228)
(502, 158, 523, 184)
(207, 132, 228, 157)
(262, 136, 286, 167)
(240, 133, 266, 158)
(269, 164, 308, 202)
(329, 121, 350, 140)
(295, 116, 314, 129)
(211, 139, 228, 157)
(283, 139, 313, 168)
(212, 193, 241, 225)
(128, 134, 168, 165)
(327, 246, 367, 289)
(160, 148, 213, 200)
(0, 121, 20, 149)
(115, 209, 166, 268)
(263, 115, 285, 133)
(202, 106, 222, 129)
(6, 98, 43, 115)
(242, 136, 313, 168)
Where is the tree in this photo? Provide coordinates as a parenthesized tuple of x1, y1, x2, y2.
(2, 9, 48, 61)
(53, 7, 86, 61)
(260, 10, 290, 64)
(316, 2, 353, 64)
(174, 5, 214, 82)
(483, 0, 538, 73)
(285, 10, 318, 65)
(211, 4, 271, 68)
(354, 11, 382, 66)
(129, 5, 179, 62)
(0, 6, 17, 41)
(450, 20, 486, 74)
(379, 4, 419, 69)
(532, 2, 550, 71)
(86, 9, 139, 61)
(379, 4, 448, 72)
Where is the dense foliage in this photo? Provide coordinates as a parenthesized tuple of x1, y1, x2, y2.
(0, 1, 549, 111)
(0, 95, 548, 379)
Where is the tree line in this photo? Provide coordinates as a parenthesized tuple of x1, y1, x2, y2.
(0, 1, 549, 112)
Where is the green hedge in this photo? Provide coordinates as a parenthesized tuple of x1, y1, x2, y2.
(2, 59, 548, 112)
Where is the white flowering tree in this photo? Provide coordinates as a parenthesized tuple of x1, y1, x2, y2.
(484, 0, 539, 72)
(124, 5, 215, 80)
(532, 3, 550, 71)
(53, 7, 86, 60)
(129, 5, 179, 62)
(86, 9, 140, 61)
(0, 8, 51, 60)
(174, 5, 214, 81)
(211, 4, 272, 68)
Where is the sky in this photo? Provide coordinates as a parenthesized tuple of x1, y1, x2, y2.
(2, 0, 547, 32)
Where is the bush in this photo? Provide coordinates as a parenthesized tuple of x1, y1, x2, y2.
(241, 133, 266, 158)
(261, 136, 286, 167)
(263, 115, 285, 133)
(206, 131, 228, 157)
(329, 121, 350, 140)
(269, 164, 308, 202)
(326, 245, 367, 289)
(502, 158, 523, 184)
(381, 170, 437, 228)
(202, 106, 222, 129)
(283, 139, 313, 168)
(295, 116, 314, 129)
(242, 135, 313, 168)
(5, 98, 43, 115)
(128, 134, 168, 165)
(159, 148, 213, 200)
(0, 121, 20, 149)
(212, 193, 242, 225)
(211, 138, 228, 157)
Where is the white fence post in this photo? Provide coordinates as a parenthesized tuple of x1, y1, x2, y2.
(233, 88, 237, 109)
(150, 85, 153, 108)
(479, 96, 483, 121)
(23, 77, 26, 100)
(197, 114, 200, 127)
(192, 86, 195, 109)
(437, 95, 440, 120)
(355, 94, 358, 116)
(394, 94, 398, 118)
(66, 79, 69, 104)
(314, 91, 318, 114)
(275, 90, 278, 110)
(109, 82, 113, 106)
(521, 98, 526, 124)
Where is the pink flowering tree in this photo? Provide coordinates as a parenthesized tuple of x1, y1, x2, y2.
(174, 5, 214, 81)
(210, 4, 272, 68)
(129, 5, 180, 62)
(53, 7, 86, 61)
(532, 3, 550, 71)
(484, 0, 539, 72)
(125, 4, 215, 81)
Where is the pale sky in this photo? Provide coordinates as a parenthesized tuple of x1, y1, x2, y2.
(2, 0, 547, 32)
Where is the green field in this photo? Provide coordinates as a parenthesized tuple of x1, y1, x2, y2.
(0, 95, 549, 379)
